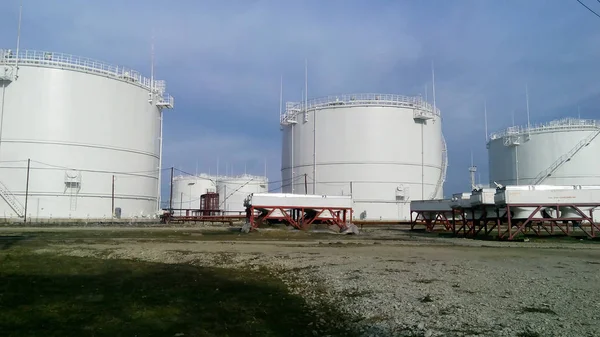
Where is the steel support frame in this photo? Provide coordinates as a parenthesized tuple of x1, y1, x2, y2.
(452, 206, 504, 238)
(498, 203, 600, 240)
(247, 205, 352, 232)
(450, 207, 471, 236)
(410, 210, 456, 232)
(161, 212, 245, 224)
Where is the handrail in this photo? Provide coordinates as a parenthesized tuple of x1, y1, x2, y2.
(0, 49, 167, 93)
(0, 180, 24, 217)
(282, 93, 440, 122)
(490, 118, 600, 140)
(218, 174, 269, 182)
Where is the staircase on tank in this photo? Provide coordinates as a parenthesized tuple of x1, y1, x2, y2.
(430, 136, 448, 199)
(0, 180, 24, 218)
(532, 129, 600, 185)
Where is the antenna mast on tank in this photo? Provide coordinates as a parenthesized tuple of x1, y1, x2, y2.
(431, 61, 437, 115)
(525, 84, 531, 131)
(512, 110, 515, 127)
(469, 150, 477, 190)
(279, 76, 283, 120)
(307, 59, 316, 194)
(484, 100, 489, 142)
(150, 31, 155, 92)
(14, 0, 23, 80)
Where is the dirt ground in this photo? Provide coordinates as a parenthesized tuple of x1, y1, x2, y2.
(2, 226, 599, 337)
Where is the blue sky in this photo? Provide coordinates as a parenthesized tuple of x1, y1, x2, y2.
(1, 0, 600, 200)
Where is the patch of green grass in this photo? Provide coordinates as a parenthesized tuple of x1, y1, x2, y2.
(517, 330, 541, 337)
(0, 248, 359, 337)
(0, 228, 353, 245)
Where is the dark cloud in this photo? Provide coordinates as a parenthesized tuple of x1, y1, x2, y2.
(2, 0, 600, 197)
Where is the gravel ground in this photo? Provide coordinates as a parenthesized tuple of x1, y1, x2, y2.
(18, 226, 600, 337)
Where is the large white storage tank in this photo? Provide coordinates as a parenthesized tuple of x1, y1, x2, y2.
(488, 118, 600, 186)
(0, 49, 174, 220)
(171, 174, 216, 215)
(281, 93, 448, 221)
(217, 174, 268, 214)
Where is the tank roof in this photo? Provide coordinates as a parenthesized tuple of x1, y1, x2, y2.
(0, 48, 171, 96)
(218, 174, 269, 181)
(489, 118, 600, 141)
(282, 93, 440, 121)
(174, 174, 214, 181)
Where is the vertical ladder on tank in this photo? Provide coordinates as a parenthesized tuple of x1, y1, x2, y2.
(532, 129, 600, 185)
(69, 189, 78, 211)
(429, 136, 448, 199)
(64, 171, 81, 212)
(0, 180, 24, 218)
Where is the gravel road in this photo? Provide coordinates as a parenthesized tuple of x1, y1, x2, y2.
(18, 226, 600, 337)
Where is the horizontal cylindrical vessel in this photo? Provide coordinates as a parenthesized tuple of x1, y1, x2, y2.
(171, 174, 217, 215)
(246, 193, 353, 209)
(488, 118, 600, 187)
(494, 185, 600, 219)
(0, 49, 174, 220)
(217, 174, 268, 214)
(281, 93, 447, 221)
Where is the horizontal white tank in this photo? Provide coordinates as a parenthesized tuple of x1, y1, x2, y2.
(410, 199, 453, 212)
(245, 193, 353, 209)
(171, 174, 216, 215)
(493, 185, 596, 219)
(217, 174, 268, 214)
(410, 199, 454, 221)
(0, 49, 174, 220)
(450, 192, 472, 209)
(488, 118, 600, 186)
(280, 93, 447, 221)
(470, 188, 496, 206)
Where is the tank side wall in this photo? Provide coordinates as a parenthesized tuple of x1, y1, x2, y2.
(282, 105, 444, 220)
(488, 129, 600, 186)
(0, 66, 161, 219)
(171, 177, 216, 214)
(218, 177, 268, 214)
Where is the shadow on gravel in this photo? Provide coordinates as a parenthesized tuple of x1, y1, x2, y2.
(0, 235, 30, 250)
(0, 250, 360, 337)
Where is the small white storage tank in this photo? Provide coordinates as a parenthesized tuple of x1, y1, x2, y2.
(171, 174, 216, 215)
(280, 93, 447, 221)
(0, 49, 174, 220)
(217, 174, 268, 214)
(488, 118, 600, 186)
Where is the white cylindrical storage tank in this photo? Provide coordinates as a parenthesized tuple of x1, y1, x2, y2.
(280, 93, 448, 221)
(171, 174, 216, 215)
(488, 118, 600, 186)
(217, 174, 269, 214)
(0, 49, 174, 220)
